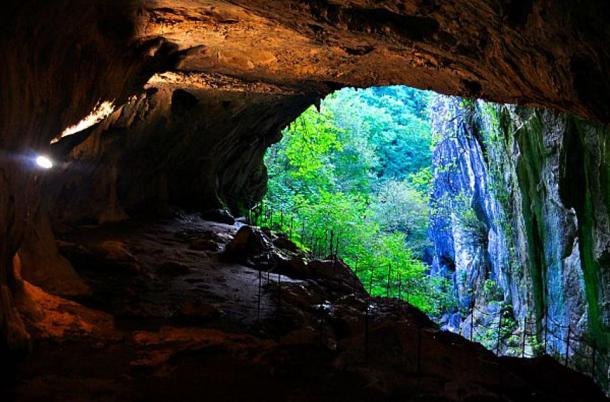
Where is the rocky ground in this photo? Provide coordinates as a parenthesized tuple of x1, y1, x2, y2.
(2, 211, 607, 402)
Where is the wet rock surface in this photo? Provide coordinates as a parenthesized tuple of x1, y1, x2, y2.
(428, 96, 610, 389)
(3, 213, 607, 401)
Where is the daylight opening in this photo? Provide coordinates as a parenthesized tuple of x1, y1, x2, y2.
(251, 86, 609, 389)
(261, 86, 445, 314)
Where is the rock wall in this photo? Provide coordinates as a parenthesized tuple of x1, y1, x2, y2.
(429, 96, 610, 386)
(0, 0, 185, 354)
(46, 74, 319, 227)
(1, 0, 609, 362)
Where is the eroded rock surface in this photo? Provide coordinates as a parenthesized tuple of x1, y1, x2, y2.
(136, 0, 610, 122)
(429, 96, 610, 389)
(1, 1, 609, 399)
(4, 214, 607, 401)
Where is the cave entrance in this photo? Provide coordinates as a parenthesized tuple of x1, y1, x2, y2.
(256, 86, 452, 317)
(254, 86, 549, 367)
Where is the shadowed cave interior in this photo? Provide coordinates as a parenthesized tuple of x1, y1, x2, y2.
(1, 1, 610, 401)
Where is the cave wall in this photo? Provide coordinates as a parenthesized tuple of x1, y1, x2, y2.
(0, 0, 182, 353)
(429, 96, 610, 385)
(46, 74, 318, 226)
(1, 0, 609, 360)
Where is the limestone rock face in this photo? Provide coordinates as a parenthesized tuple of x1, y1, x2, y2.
(428, 95, 610, 388)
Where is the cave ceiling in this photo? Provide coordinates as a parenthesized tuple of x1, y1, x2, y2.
(135, 0, 610, 122)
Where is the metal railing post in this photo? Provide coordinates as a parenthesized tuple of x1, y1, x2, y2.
(417, 326, 422, 374)
(364, 300, 370, 363)
(565, 325, 571, 367)
(496, 308, 503, 355)
(470, 298, 475, 342)
(543, 311, 548, 354)
(521, 319, 527, 358)
(386, 264, 391, 297)
(591, 344, 597, 379)
(398, 273, 402, 300)
(257, 270, 262, 322)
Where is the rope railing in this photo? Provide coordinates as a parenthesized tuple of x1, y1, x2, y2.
(245, 200, 609, 391)
(466, 299, 608, 390)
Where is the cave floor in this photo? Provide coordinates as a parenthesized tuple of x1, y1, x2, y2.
(4, 213, 608, 402)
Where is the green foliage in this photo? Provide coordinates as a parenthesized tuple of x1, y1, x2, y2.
(260, 86, 455, 315)
(472, 302, 517, 351)
(483, 279, 503, 301)
(324, 86, 433, 182)
(372, 179, 431, 254)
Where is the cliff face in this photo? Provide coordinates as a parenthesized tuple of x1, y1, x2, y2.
(429, 96, 610, 387)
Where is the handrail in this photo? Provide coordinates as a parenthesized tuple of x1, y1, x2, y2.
(246, 208, 609, 390)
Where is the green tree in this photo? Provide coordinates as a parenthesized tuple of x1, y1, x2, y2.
(261, 86, 454, 315)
